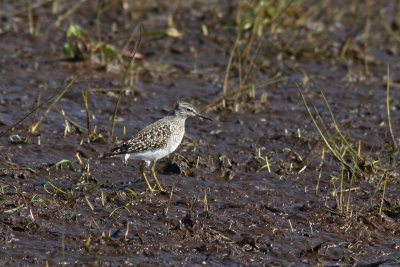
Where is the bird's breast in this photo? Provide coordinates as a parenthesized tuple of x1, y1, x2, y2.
(167, 122, 185, 153)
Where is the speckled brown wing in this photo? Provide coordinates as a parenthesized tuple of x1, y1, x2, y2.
(106, 123, 171, 156)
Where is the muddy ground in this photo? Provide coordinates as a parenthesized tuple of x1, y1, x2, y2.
(1, 0, 400, 266)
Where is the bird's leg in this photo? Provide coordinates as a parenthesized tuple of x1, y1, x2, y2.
(123, 154, 129, 167)
(140, 162, 154, 193)
(151, 161, 164, 192)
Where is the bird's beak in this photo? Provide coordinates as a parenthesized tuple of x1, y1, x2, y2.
(197, 113, 213, 121)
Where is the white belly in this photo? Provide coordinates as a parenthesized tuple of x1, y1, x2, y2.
(128, 149, 171, 162)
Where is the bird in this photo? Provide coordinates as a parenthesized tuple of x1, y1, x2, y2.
(102, 101, 212, 192)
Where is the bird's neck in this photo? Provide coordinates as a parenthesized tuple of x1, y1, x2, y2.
(171, 113, 188, 122)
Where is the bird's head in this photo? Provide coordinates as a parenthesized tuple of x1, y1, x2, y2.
(172, 101, 212, 121)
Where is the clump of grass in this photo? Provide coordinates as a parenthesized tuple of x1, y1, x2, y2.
(54, 106, 85, 135)
(297, 83, 366, 179)
(203, 0, 299, 112)
(63, 22, 90, 60)
(297, 83, 397, 217)
(298, 85, 355, 215)
(55, 159, 75, 171)
(63, 22, 121, 63)
(254, 142, 271, 173)
(218, 0, 296, 109)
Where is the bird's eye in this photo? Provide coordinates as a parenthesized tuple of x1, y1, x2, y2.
(186, 108, 191, 111)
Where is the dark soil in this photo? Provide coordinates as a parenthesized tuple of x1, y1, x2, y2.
(1, 0, 400, 265)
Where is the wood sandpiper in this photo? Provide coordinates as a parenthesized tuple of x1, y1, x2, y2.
(102, 101, 212, 192)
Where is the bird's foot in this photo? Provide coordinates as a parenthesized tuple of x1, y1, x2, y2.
(152, 184, 167, 194)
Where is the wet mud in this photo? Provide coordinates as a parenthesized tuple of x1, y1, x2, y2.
(1, 0, 400, 265)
